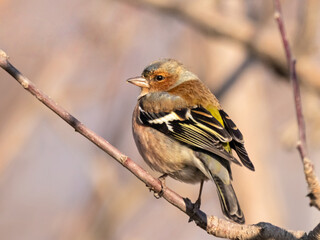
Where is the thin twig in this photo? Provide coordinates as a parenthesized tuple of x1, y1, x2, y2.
(273, 0, 320, 210)
(0, 49, 311, 239)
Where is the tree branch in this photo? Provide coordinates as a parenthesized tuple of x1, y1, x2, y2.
(0, 48, 313, 239)
(273, 0, 320, 211)
(0, 2, 319, 236)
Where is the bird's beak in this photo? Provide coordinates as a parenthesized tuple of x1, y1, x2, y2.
(127, 76, 150, 88)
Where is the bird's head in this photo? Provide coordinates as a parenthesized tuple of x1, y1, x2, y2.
(127, 59, 199, 98)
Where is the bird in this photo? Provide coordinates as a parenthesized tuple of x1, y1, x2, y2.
(127, 59, 254, 224)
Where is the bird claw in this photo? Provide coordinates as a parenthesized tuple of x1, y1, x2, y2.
(153, 190, 163, 199)
(188, 198, 201, 223)
(149, 174, 168, 199)
(146, 185, 163, 199)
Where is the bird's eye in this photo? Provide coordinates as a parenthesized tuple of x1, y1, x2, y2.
(155, 75, 164, 81)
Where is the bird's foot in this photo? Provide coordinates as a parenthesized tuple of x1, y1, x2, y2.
(153, 174, 168, 199)
(188, 198, 201, 223)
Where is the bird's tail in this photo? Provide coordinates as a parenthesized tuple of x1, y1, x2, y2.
(213, 177, 245, 224)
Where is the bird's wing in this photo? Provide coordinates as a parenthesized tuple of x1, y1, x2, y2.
(219, 110, 255, 171)
(218, 110, 244, 143)
(138, 103, 241, 165)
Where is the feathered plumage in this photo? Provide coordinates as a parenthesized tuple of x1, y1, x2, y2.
(128, 59, 254, 224)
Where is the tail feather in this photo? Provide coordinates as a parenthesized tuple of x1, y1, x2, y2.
(213, 177, 245, 224)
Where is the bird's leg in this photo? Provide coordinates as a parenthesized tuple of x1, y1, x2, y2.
(188, 180, 204, 222)
(194, 179, 204, 209)
(154, 173, 168, 199)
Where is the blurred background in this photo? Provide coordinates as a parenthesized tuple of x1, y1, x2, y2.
(0, 0, 319, 239)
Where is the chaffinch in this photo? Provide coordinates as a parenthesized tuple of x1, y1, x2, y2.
(127, 59, 254, 224)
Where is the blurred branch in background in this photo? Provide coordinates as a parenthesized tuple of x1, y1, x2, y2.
(0, 0, 320, 232)
(120, 0, 320, 94)
(0, 48, 310, 240)
(295, 0, 320, 55)
(0, 0, 320, 239)
(214, 53, 253, 99)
